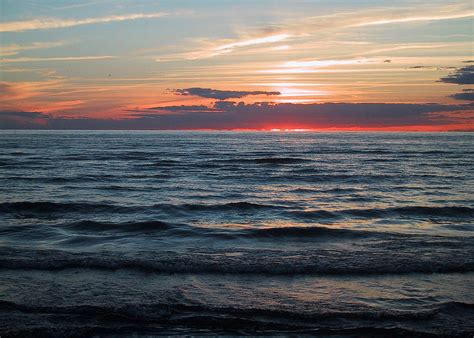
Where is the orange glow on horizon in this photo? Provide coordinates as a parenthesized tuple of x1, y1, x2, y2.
(269, 128, 312, 132)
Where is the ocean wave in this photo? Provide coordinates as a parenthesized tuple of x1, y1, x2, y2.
(0, 175, 121, 184)
(61, 152, 168, 161)
(0, 201, 132, 214)
(290, 187, 363, 194)
(60, 222, 380, 238)
(293, 205, 474, 220)
(0, 216, 411, 240)
(1, 299, 471, 321)
(0, 303, 457, 337)
(65, 220, 174, 232)
(353, 205, 474, 218)
(0, 200, 280, 215)
(183, 201, 278, 211)
(135, 160, 182, 168)
(215, 157, 312, 165)
(303, 149, 459, 155)
(0, 160, 14, 167)
(1, 246, 472, 275)
(2, 201, 473, 221)
(246, 226, 377, 238)
(279, 173, 400, 183)
(1, 294, 473, 338)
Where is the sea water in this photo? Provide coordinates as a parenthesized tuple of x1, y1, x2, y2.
(0, 131, 473, 336)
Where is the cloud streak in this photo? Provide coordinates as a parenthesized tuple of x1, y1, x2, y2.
(350, 11, 474, 27)
(173, 87, 281, 100)
(0, 56, 115, 63)
(153, 3, 472, 61)
(284, 3, 473, 33)
(130, 105, 219, 113)
(0, 13, 167, 32)
(0, 41, 66, 57)
(0, 111, 48, 118)
(156, 33, 292, 61)
(211, 34, 292, 57)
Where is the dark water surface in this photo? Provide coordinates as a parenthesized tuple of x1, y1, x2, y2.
(0, 131, 473, 336)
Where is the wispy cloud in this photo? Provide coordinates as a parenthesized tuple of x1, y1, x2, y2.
(353, 42, 470, 57)
(0, 13, 167, 33)
(0, 56, 115, 63)
(0, 41, 66, 57)
(154, 3, 472, 62)
(155, 33, 292, 61)
(282, 3, 473, 33)
(351, 11, 474, 27)
(212, 34, 291, 55)
(0, 80, 64, 102)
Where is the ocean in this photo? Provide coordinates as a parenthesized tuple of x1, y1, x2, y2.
(0, 130, 473, 336)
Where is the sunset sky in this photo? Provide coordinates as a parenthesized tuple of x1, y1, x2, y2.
(0, 0, 473, 130)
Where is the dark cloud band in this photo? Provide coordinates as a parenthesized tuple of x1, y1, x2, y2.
(173, 87, 281, 100)
(2, 102, 472, 130)
(439, 66, 474, 85)
(449, 89, 474, 101)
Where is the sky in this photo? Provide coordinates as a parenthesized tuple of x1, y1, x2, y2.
(0, 0, 473, 130)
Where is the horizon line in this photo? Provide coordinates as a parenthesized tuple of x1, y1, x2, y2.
(1, 128, 473, 133)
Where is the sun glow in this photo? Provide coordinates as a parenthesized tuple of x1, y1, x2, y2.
(273, 99, 321, 103)
(249, 83, 325, 87)
(269, 128, 312, 132)
(278, 88, 329, 97)
(282, 58, 371, 68)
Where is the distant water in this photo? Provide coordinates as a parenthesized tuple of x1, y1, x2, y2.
(0, 130, 473, 336)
